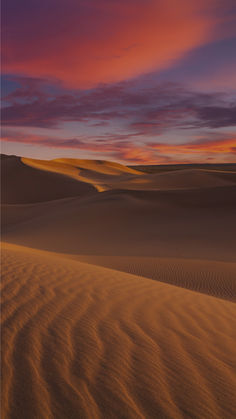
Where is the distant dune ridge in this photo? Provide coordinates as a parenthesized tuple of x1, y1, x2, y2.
(21, 156, 142, 192)
(1, 154, 236, 418)
(1, 155, 96, 203)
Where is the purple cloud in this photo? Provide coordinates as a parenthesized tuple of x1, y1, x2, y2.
(2, 78, 236, 132)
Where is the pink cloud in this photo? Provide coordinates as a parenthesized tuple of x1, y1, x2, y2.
(2, 0, 230, 88)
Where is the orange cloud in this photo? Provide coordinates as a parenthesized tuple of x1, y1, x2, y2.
(3, 0, 223, 88)
(2, 131, 236, 164)
(149, 138, 236, 155)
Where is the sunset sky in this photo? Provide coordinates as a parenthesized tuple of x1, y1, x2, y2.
(1, 0, 236, 164)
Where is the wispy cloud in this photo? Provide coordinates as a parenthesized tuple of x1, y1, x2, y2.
(2, 78, 236, 132)
(2, 130, 236, 164)
(148, 137, 236, 154)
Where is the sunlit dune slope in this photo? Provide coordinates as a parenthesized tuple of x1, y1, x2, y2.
(1, 155, 96, 203)
(2, 243, 236, 419)
(22, 157, 142, 192)
(54, 158, 142, 175)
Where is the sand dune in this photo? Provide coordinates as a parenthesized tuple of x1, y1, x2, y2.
(74, 255, 236, 302)
(53, 158, 142, 175)
(130, 163, 236, 174)
(1, 155, 96, 203)
(113, 168, 236, 191)
(2, 186, 236, 261)
(2, 243, 236, 419)
(21, 157, 236, 193)
(3, 199, 236, 299)
(1, 156, 236, 418)
(22, 157, 142, 192)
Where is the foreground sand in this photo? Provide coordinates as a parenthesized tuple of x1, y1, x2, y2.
(1, 155, 236, 418)
(2, 243, 236, 419)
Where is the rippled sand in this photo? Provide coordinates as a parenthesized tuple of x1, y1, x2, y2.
(2, 244, 236, 419)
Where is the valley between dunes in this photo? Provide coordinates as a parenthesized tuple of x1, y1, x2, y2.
(1, 155, 236, 418)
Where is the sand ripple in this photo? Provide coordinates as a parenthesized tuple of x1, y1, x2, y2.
(2, 244, 236, 419)
(76, 255, 236, 302)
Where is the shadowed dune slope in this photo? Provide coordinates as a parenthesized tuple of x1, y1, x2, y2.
(1, 243, 236, 419)
(130, 163, 236, 174)
(1, 155, 96, 203)
(113, 168, 236, 191)
(2, 186, 236, 262)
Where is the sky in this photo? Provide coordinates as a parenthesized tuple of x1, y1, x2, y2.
(1, 0, 236, 165)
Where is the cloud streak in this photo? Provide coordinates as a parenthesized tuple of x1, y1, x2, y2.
(148, 137, 236, 155)
(2, 79, 236, 132)
(2, 130, 236, 164)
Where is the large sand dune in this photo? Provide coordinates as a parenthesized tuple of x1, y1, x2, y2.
(1, 155, 236, 418)
(2, 243, 236, 419)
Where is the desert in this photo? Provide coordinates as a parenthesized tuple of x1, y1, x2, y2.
(1, 154, 236, 418)
(2, 1, 236, 417)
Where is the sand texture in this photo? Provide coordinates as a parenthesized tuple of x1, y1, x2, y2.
(1, 156, 236, 418)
